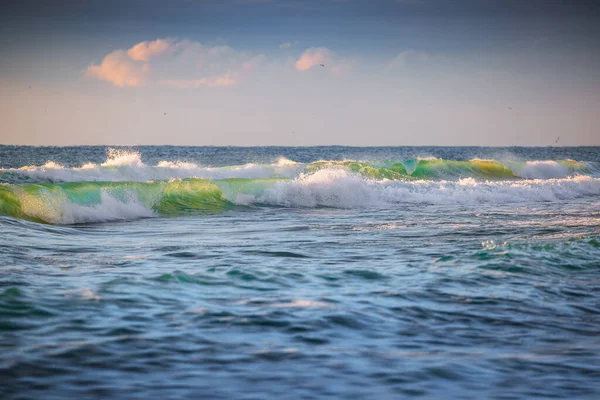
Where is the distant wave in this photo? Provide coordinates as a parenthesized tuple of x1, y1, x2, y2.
(2, 171, 599, 224)
(0, 148, 595, 184)
(306, 159, 591, 180)
(0, 149, 305, 184)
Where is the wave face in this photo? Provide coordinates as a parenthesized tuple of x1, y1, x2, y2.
(2, 172, 600, 224)
(0, 179, 229, 224)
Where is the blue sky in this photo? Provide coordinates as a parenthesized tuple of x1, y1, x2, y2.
(1, 0, 599, 145)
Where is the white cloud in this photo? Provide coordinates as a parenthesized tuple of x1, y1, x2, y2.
(386, 50, 439, 70)
(86, 38, 264, 88)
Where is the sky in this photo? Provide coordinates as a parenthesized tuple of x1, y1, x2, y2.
(0, 0, 599, 146)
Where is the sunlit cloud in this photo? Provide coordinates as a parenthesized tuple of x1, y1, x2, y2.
(127, 39, 173, 61)
(295, 47, 331, 71)
(86, 51, 150, 87)
(295, 47, 353, 75)
(86, 38, 264, 88)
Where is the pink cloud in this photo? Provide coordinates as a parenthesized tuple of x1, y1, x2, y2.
(86, 38, 265, 89)
(86, 51, 149, 87)
(295, 47, 353, 76)
(295, 47, 332, 71)
(127, 39, 173, 62)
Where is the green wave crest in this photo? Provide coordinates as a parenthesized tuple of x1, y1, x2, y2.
(305, 159, 587, 180)
(0, 179, 283, 223)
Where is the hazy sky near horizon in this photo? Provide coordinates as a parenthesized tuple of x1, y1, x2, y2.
(0, 0, 599, 146)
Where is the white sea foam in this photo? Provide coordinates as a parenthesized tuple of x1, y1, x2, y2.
(274, 157, 299, 166)
(18, 161, 65, 171)
(504, 160, 573, 179)
(252, 169, 377, 208)
(5, 151, 304, 182)
(157, 160, 199, 169)
(18, 190, 155, 225)
(228, 169, 600, 208)
(101, 148, 144, 167)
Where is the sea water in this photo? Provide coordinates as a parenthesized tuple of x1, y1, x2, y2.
(1, 146, 599, 399)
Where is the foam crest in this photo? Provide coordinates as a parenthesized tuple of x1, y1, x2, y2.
(18, 161, 65, 171)
(42, 161, 64, 169)
(1, 160, 304, 183)
(101, 148, 144, 167)
(504, 160, 575, 179)
(254, 169, 376, 208)
(274, 157, 299, 167)
(157, 160, 200, 169)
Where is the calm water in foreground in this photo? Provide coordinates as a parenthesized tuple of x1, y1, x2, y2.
(1, 146, 599, 399)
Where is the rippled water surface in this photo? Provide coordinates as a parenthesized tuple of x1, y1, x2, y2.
(1, 146, 600, 399)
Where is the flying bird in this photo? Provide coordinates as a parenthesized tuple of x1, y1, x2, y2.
(508, 107, 512, 110)
(555, 136, 560, 143)
(320, 64, 325, 67)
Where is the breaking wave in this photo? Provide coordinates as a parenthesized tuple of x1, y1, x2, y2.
(1, 149, 598, 224)
(1, 170, 599, 224)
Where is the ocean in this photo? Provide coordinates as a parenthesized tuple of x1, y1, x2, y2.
(1, 145, 599, 399)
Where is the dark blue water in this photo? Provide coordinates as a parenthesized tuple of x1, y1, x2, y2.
(1, 146, 599, 399)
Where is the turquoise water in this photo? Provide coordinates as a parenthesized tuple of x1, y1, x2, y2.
(1, 146, 600, 399)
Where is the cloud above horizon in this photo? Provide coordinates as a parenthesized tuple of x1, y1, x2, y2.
(295, 47, 352, 75)
(87, 39, 357, 88)
(127, 39, 173, 62)
(86, 38, 265, 88)
(86, 50, 150, 87)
